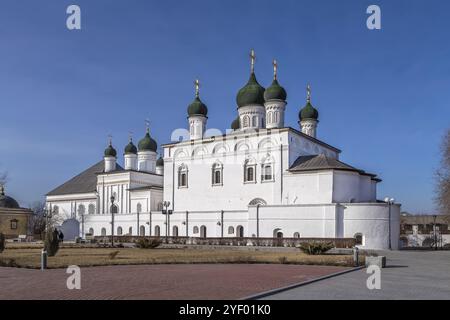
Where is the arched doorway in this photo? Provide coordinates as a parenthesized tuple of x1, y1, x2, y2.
(154, 225, 160, 237)
(101, 228, 106, 236)
(200, 225, 207, 238)
(236, 225, 244, 238)
(173, 226, 179, 237)
(88, 228, 94, 236)
(140, 225, 145, 236)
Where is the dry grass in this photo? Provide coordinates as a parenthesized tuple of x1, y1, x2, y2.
(0, 246, 360, 269)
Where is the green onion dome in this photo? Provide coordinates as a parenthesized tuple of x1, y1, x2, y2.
(264, 79, 287, 101)
(299, 101, 319, 121)
(231, 116, 240, 130)
(124, 139, 137, 155)
(236, 72, 265, 108)
(156, 156, 164, 167)
(138, 129, 157, 152)
(104, 142, 117, 157)
(187, 96, 208, 116)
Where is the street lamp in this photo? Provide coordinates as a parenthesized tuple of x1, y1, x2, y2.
(162, 201, 172, 242)
(110, 195, 115, 247)
(384, 197, 395, 250)
(433, 214, 438, 251)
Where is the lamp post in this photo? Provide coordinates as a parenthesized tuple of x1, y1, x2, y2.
(384, 197, 395, 250)
(162, 201, 171, 243)
(433, 214, 438, 251)
(110, 195, 115, 247)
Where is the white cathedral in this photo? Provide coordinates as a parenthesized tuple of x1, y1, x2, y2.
(46, 51, 400, 250)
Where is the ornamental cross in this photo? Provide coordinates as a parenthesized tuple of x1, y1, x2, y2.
(145, 119, 150, 132)
(250, 49, 256, 73)
(194, 79, 200, 97)
(272, 59, 278, 80)
(107, 134, 113, 145)
(128, 131, 133, 142)
(306, 84, 311, 103)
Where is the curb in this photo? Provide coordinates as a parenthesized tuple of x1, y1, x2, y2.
(241, 265, 365, 300)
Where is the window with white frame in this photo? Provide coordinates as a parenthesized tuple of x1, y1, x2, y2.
(88, 204, 95, 215)
(242, 115, 249, 128)
(261, 156, 274, 182)
(244, 158, 256, 183)
(212, 162, 223, 186)
(178, 164, 188, 188)
(137, 203, 142, 214)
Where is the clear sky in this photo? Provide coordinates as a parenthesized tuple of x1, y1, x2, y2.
(0, 0, 448, 213)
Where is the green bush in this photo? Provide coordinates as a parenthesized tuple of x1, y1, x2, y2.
(0, 233, 5, 253)
(44, 228, 60, 256)
(299, 241, 334, 255)
(135, 238, 162, 249)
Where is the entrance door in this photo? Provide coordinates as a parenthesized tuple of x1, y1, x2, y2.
(236, 225, 244, 238)
(200, 225, 207, 238)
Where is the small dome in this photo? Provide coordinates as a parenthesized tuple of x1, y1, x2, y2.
(156, 156, 164, 167)
(264, 79, 287, 101)
(104, 143, 117, 157)
(0, 186, 20, 209)
(138, 130, 157, 152)
(124, 139, 137, 155)
(299, 102, 319, 121)
(231, 116, 240, 130)
(236, 73, 265, 108)
(187, 97, 208, 116)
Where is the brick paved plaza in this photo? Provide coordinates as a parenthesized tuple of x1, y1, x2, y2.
(0, 264, 347, 300)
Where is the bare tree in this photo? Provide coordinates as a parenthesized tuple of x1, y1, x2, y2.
(435, 129, 450, 222)
(29, 201, 61, 239)
(0, 171, 7, 186)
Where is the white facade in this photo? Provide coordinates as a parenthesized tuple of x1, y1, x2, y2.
(45, 56, 401, 249)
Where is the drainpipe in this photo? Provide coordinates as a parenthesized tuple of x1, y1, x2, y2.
(221, 210, 224, 238)
(256, 204, 260, 238)
(185, 211, 189, 237)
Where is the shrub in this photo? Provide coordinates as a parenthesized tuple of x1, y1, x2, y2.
(135, 238, 162, 249)
(0, 233, 5, 253)
(108, 250, 120, 260)
(44, 228, 60, 256)
(278, 256, 288, 264)
(299, 241, 334, 255)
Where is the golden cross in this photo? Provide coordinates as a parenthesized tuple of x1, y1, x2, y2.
(145, 119, 150, 133)
(272, 59, 278, 80)
(307, 84, 311, 103)
(194, 79, 200, 97)
(250, 49, 256, 73)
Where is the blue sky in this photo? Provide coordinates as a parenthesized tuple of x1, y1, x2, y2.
(0, 0, 448, 213)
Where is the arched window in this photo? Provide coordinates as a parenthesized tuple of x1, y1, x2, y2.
(228, 226, 235, 235)
(252, 116, 257, 127)
(261, 156, 274, 182)
(236, 225, 244, 238)
(157, 202, 163, 211)
(178, 164, 188, 188)
(140, 225, 145, 236)
(193, 226, 199, 234)
(88, 228, 94, 235)
(268, 112, 272, 124)
(244, 158, 256, 183)
(354, 233, 363, 246)
(154, 225, 160, 237)
(111, 204, 118, 214)
(117, 227, 123, 235)
(10, 219, 18, 230)
(101, 228, 106, 236)
(243, 115, 249, 128)
(293, 232, 300, 238)
(88, 204, 95, 215)
(136, 203, 142, 214)
(274, 111, 279, 123)
(248, 198, 267, 206)
(212, 162, 223, 186)
(52, 205, 59, 214)
(173, 226, 179, 237)
(129, 227, 133, 235)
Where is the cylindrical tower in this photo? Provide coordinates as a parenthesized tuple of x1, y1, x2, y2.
(104, 138, 117, 173)
(299, 84, 319, 138)
(187, 79, 208, 140)
(124, 136, 138, 170)
(264, 59, 287, 129)
(155, 156, 164, 175)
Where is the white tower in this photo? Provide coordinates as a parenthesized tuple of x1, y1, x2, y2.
(237, 50, 266, 130)
(104, 137, 117, 173)
(264, 59, 287, 129)
(137, 123, 158, 173)
(299, 84, 319, 138)
(187, 79, 208, 140)
(124, 135, 138, 170)
(155, 156, 164, 175)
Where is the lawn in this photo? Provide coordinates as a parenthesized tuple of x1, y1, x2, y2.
(0, 244, 361, 269)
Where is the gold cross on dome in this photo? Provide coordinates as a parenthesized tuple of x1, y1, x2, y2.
(272, 59, 278, 80)
(145, 119, 150, 133)
(250, 49, 256, 73)
(194, 79, 200, 97)
(128, 131, 133, 142)
(306, 84, 311, 103)
(107, 134, 113, 145)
